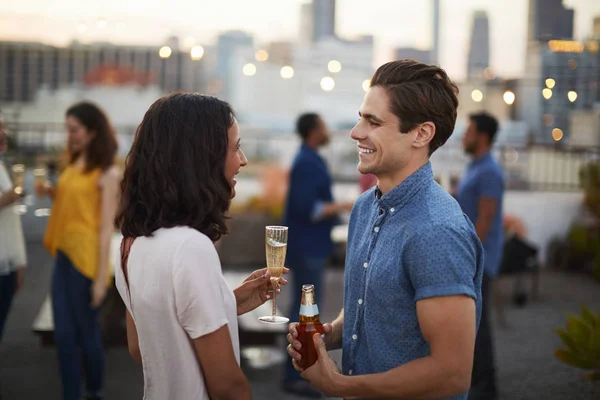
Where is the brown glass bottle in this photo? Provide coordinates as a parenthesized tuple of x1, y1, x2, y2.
(296, 284, 325, 370)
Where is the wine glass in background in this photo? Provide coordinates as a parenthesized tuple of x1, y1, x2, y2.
(11, 163, 27, 215)
(259, 225, 289, 324)
(33, 167, 51, 217)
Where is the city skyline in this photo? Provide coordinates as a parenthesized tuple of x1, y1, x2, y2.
(0, 0, 599, 81)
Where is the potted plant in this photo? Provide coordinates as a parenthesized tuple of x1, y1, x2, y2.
(554, 305, 600, 388)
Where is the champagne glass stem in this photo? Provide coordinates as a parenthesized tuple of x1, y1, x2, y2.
(272, 290, 277, 317)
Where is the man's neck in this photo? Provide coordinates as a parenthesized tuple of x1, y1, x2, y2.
(377, 157, 429, 195)
(471, 146, 491, 160)
(303, 140, 319, 150)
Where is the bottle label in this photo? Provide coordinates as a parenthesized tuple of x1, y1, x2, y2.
(300, 304, 319, 316)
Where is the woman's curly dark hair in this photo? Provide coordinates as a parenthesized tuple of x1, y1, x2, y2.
(66, 101, 118, 172)
(115, 92, 234, 242)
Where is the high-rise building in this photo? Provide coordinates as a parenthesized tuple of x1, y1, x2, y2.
(215, 30, 254, 100)
(593, 15, 600, 38)
(299, 2, 314, 46)
(394, 47, 432, 64)
(0, 40, 208, 104)
(528, 0, 574, 42)
(431, 0, 440, 65)
(467, 10, 490, 80)
(312, 0, 336, 43)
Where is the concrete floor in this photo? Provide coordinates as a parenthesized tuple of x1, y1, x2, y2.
(1, 238, 599, 400)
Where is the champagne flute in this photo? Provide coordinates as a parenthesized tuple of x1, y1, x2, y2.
(33, 167, 51, 217)
(259, 225, 289, 324)
(11, 164, 27, 215)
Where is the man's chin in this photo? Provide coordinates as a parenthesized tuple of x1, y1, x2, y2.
(357, 163, 373, 176)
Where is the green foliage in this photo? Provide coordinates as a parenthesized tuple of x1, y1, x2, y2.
(554, 305, 600, 381)
(580, 161, 600, 219)
(565, 162, 600, 281)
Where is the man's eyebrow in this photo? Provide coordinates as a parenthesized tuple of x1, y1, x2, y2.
(358, 111, 384, 123)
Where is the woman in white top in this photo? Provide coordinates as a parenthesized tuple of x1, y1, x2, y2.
(114, 93, 287, 399)
(0, 116, 27, 342)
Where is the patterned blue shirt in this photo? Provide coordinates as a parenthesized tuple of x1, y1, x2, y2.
(342, 162, 484, 400)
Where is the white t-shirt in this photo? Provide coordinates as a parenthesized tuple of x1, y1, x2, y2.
(115, 226, 240, 400)
(0, 161, 26, 274)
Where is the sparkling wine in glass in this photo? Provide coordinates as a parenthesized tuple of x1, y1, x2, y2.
(33, 167, 51, 217)
(11, 164, 27, 215)
(259, 225, 289, 324)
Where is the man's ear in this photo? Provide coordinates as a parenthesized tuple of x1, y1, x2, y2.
(412, 121, 435, 150)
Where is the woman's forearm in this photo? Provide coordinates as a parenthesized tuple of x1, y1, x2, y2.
(96, 227, 112, 282)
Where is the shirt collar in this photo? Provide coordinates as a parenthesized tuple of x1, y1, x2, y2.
(470, 151, 492, 166)
(373, 161, 433, 211)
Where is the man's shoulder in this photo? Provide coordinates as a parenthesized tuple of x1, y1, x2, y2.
(409, 185, 477, 238)
(480, 156, 504, 177)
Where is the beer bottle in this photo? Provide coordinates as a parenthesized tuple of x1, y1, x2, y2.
(297, 284, 325, 370)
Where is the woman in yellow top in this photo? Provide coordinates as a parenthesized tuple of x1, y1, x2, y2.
(40, 101, 120, 400)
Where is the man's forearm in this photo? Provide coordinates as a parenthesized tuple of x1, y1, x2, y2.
(475, 219, 492, 243)
(326, 309, 344, 350)
(334, 355, 468, 400)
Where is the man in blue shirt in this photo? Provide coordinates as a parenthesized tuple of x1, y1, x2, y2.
(282, 112, 353, 397)
(456, 112, 504, 400)
(286, 60, 485, 400)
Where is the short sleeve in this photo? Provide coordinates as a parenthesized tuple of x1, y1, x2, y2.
(404, 224, 481, 302)
(479, 168, 503, 200)
(172, 234, 229, 339)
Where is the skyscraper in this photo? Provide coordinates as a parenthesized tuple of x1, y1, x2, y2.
(299, 2, 314, 45)
(528, 0, 574, 42)
(312, 0, 336, 42)
(467, 11, 490, 80)
(216, 30, 254, 100)
(431, 0, 440, 65)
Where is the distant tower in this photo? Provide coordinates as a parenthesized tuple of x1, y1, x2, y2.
(431, 0, 440, 65)
(299, 2, 314, 45)
(312, 0, 336, 42)
(467, 10, 490, 80)
(528, 0, 574, 41)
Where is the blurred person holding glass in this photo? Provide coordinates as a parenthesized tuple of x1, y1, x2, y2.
(114, 93, 288, 400)
(282, 112, 353, 397)
(38, 102, 120, 400)
(0, 116, 27, 342)
(285, 60, 484, 400)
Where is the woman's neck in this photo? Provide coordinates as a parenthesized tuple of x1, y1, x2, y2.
(74, 152, 87, 168)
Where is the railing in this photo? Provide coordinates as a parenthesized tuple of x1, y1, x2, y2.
(5, 122, 598, 192)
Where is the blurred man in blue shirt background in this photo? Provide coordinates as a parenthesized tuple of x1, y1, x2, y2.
(282, 112, 352, 397)
(457, 112, 504, 400)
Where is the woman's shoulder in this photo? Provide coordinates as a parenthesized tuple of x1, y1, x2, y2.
(152, 226, 214, 251)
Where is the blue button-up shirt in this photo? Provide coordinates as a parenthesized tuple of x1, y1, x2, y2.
(343, 162, 484, 400)
(456, 152, 504, 277)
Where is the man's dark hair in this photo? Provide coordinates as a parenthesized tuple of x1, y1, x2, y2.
(296, 112, 321, 141)
(65, 101, 118, 172)
(115, 92, 235, 242)
(469, 112, 499, 144)
(369, 59, 459, 155)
